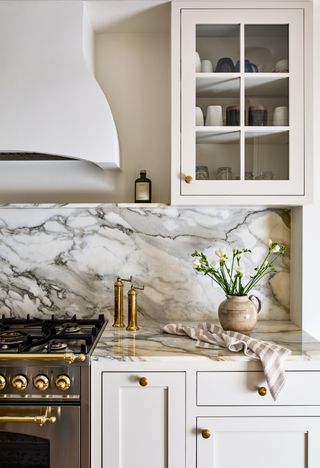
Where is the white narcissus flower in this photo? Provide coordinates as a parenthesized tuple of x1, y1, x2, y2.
(211, 262, 220, 272)
(236, 267, 245, 277)
(268, 239, 273, 248)
(215, 248, 226, 259)
(192, 259, 201, 269)
(271, 244, 280, 253)
(262, 260, 269, 268)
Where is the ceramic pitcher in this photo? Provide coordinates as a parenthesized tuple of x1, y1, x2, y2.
(218, 295, 261, 334)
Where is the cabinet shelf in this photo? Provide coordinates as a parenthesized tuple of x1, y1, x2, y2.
(196, 127, 289, 144)
(245, 75, 289, 97)
(196, 75, 239, 97)
(196, 74, 289, 98)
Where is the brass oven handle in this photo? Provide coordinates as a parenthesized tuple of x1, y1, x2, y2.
(0, 407, 57, 427)
(0, 353, 86, 364)
(0, 415, 56, 426)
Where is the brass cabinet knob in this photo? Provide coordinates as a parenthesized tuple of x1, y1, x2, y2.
(201, 429, 211, 439)
(139, 377, 148, 387)
(258, 386, 267, 397)
(0, 374, 6, 390)
(33, 375, 49, 392)
(12, 375, 28, 391)
(55, 374, 71, 391)
(184, 175, 193, 184)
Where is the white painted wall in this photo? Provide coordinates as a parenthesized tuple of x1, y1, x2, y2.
(95, 31, 171, 203)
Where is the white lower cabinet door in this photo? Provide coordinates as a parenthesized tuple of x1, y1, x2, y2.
(102, 372, 185, 468)
(197, 416, 320, 468)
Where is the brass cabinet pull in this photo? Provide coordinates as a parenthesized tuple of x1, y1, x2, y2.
(201, 429, 211, 439)
(139, 377, 148, 387)
(0, 407, 57, 426)
(0, 353, 85, 364)
(258, 386, 267, 397)
(184, 175, 193, 184)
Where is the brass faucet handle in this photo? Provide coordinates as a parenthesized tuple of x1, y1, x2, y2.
(121, 276, 133, 283)
(131, 284, 144, 291)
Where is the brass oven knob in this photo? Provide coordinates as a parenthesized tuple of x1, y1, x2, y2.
(55, 375, 71, 391)
(33, 375, 49, 392)
(12, 375, 28, 391)
(139, 377, 148, 387)
(258, 386, 267, 397)
(184, 175, 193, 184)
(201, 429, 211, 439)
(0, 374, 6, 390)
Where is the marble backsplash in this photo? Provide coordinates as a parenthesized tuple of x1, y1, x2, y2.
(0, 206, 290, 321)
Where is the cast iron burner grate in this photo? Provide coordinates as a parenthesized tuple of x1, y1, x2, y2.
(0, 314, 105, 354)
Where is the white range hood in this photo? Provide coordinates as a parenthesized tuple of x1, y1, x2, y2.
(0, 1, 120, 170)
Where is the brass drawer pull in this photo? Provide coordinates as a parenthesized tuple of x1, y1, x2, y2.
(258, 386, 267, 397)
(201, 429, 211, 439)
(184, 175, 193, 184)
(139, 377, 148, 387)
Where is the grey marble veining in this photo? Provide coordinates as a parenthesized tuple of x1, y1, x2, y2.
(92, 317, 320, 363)
(0, 205, 290, 321)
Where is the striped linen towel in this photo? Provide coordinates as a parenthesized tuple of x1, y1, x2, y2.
(163, 322, 291, 400)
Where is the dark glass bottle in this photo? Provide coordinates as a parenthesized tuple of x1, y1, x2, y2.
(135, 170, 152, 203)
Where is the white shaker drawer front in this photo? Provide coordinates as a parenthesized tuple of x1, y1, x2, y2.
(197, 371, 320, 406)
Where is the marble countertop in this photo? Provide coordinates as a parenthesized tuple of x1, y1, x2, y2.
(92, 317, 320, 363)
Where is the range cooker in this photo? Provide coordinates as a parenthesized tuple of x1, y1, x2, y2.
(0, 314, 106, 468)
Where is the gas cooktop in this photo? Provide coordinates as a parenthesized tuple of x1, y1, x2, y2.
(0, 314, 106, 354)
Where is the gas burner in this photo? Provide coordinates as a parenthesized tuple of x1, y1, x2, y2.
(62, 324, 81, 334)
(0, 331, 27, 347)
(49, 341, 68, 352)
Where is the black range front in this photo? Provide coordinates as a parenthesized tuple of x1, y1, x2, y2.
(0, 314, 106, 468)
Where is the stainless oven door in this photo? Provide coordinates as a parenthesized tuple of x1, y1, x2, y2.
(0, 406, 80, 468)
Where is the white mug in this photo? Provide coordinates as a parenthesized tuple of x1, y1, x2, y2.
(195, 52, 201, 72)
(195, 107, 204, 126)
(206, 106, 223, 126)
(201, 59, 213, 73)
(273, 106, 289, 126)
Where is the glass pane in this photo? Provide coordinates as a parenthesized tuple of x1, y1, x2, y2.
(245, 24, 289, 73)
(196, 25, 240, 73)
(245, 131, 289, 180)
(0, 432, 49, 468)
(245, 77, 289, 126)
(196, 131, 240, 180)
(196, 77, 240, 127)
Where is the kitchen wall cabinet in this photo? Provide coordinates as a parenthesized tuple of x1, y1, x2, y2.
(171, 2, 313, 205)
(95, 371, 185, 468)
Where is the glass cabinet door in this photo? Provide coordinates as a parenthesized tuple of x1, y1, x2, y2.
(181, 9, 304, 196)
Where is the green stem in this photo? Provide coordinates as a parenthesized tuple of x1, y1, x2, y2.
(220, 263, 230, 294)
(206, 272, 228, 293)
